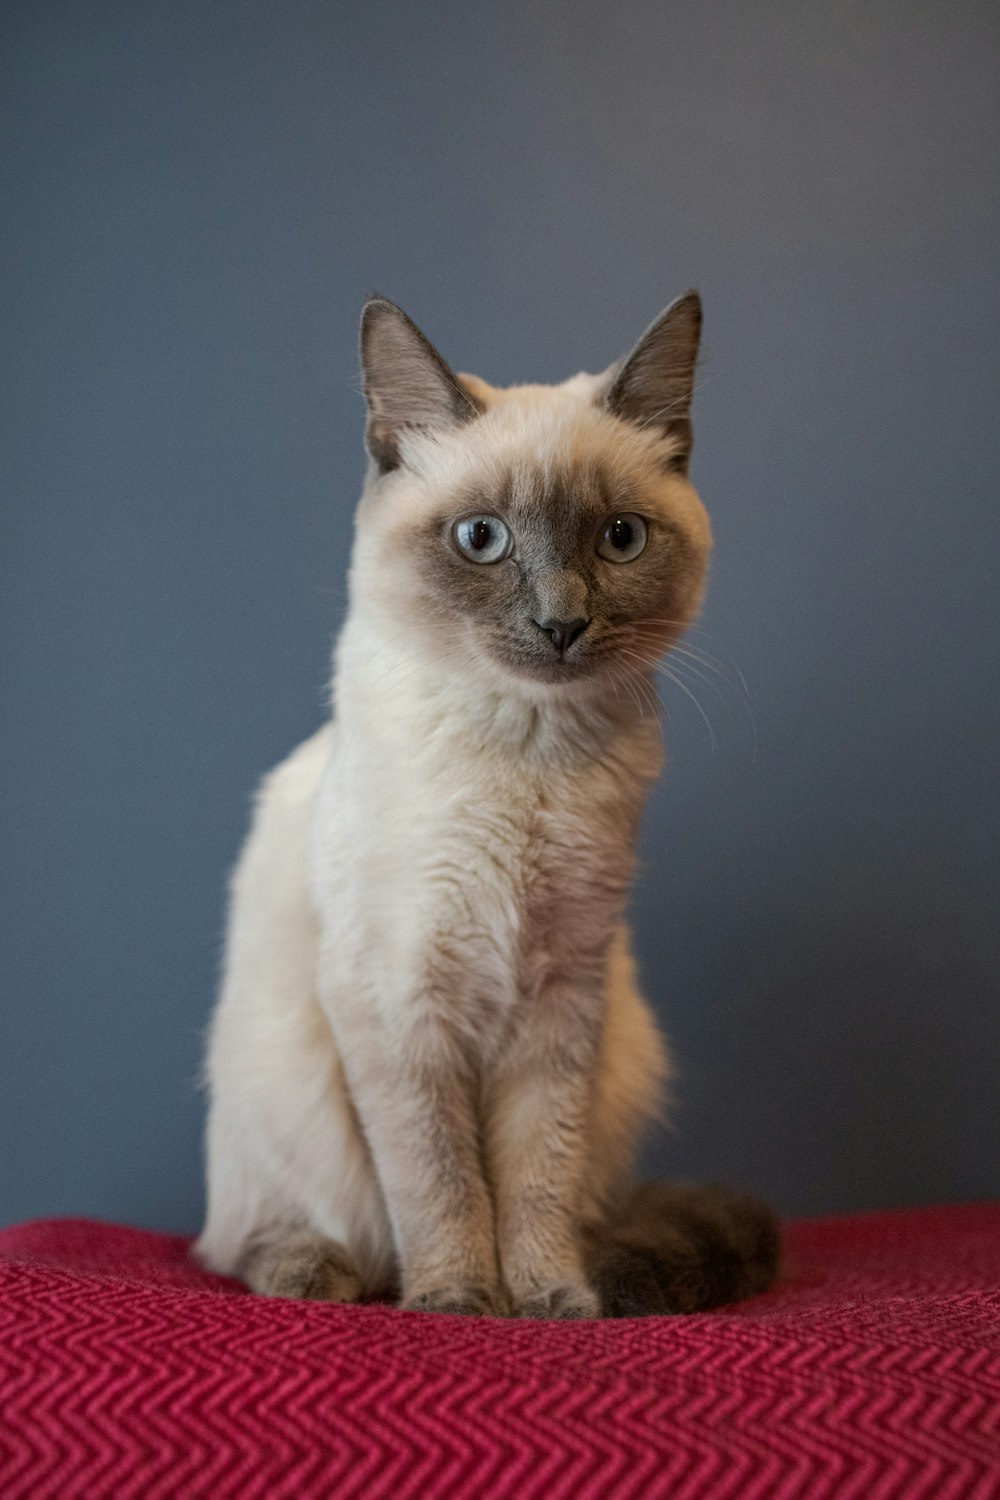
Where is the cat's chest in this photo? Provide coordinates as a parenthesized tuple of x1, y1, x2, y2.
(387, 758, 636, 966)
(317, 717, 651, 1004)
(415, 743, 637, 880)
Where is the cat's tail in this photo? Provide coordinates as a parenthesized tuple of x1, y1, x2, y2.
(583, 1180, 781, 1318)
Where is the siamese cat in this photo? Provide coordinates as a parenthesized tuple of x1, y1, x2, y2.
(197, 293, 778, 1317)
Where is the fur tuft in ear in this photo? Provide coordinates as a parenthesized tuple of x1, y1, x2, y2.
(605, 291, 702, 472)
(359, 297, 482, 473)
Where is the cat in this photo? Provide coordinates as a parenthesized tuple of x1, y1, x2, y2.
(195, 292, 779, 1317)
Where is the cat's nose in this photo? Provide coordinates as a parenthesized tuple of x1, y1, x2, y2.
(533, 616, 590, 653)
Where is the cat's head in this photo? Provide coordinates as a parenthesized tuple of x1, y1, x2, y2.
(351, 295, 711, 692)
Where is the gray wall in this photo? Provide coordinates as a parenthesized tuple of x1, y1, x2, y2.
(3, 1, 997, 1233)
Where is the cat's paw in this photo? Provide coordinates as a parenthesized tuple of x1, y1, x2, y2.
(513, 1280, 600, 1320)
(403, 1283, 507, 1317)
(242, 1232, 363, 1303)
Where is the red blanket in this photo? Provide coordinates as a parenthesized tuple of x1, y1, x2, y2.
(1, 1205, 998, 1498)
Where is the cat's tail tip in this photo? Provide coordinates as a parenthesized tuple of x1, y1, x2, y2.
(585, 1179, 782, 1318)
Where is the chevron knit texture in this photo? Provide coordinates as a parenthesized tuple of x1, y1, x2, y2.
(1, 1204, 998, 1499)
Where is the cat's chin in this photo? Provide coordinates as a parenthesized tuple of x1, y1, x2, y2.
(489, 651, 602, 690)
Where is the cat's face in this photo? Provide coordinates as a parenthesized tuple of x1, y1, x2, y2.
(352, 298, 711, 693)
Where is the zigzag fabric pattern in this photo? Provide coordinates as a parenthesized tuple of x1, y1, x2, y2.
(1, 1204, 998, 1498)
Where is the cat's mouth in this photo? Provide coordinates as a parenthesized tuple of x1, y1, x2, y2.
(487, 638, 604, 686)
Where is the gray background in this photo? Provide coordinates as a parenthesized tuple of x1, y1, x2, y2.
(3, 1, 998, 1234)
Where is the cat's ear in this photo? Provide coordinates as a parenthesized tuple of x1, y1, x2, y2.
(360, 297, 482, 473)
(605, 291, 702, 473)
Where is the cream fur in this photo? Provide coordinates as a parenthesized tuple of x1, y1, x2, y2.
(198, 350, 710, 1315)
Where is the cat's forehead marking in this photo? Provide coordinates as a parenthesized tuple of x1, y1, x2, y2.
(469, 457, 618, 534)
(378, 377, 712, 563)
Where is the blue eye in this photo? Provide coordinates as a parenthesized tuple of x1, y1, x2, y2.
(596, 512, 648, 562)
(452, 514, 513, 564)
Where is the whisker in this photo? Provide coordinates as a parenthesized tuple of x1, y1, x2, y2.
(616, 646, 718, 757)
(630, 645, 731, 709)
(624, 622, 757, 759)
(633, 669, 666, 733)
(609, 660, 667, 739)
(629, 663, 659, 726)
(657, 662, 718, 758)
(625, 678, 670, 742)
(627, 627, 744, 686)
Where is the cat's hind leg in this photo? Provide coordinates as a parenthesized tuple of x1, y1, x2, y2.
(195, 725, 396, 1302)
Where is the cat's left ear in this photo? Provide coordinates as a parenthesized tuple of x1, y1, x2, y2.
(604, 291, 702, 473)
(360, 296, 482, 473)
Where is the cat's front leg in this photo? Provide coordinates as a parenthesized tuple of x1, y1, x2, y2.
(337, 1007, 505, 1316)
(486, 984, 603, 1319)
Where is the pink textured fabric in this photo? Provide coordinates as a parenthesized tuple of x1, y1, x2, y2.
(1, 1205, 998, 1499)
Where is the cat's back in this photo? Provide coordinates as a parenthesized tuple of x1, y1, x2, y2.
(221, 722, 334, 993)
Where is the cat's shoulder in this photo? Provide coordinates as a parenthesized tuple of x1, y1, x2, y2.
(256, 722, 334, 812)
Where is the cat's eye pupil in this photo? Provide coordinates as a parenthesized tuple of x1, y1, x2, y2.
(609, 518, 633, 550)
(470, 520, 491, 550)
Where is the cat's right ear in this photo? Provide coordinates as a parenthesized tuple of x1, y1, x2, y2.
(359, 297, 482, 474)
(604, 292, 702, 472)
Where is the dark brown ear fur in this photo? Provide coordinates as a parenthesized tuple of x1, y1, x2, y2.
(605, 291, 702, 473)
(359, 296, 482, 474)
(584, 1180, 781, 1318)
